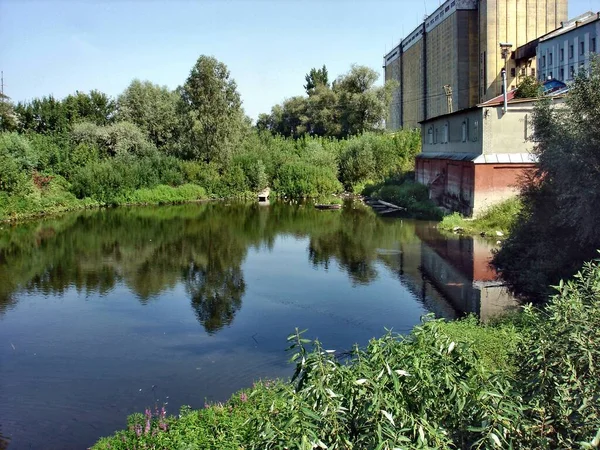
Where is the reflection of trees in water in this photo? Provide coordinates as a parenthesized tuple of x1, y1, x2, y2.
(0, 201, 424, 332)
(186, 263, 245, 334)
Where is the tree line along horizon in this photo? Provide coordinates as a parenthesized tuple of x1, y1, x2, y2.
(0, 55, 423, 205)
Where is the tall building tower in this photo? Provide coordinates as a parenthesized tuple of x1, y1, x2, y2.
(383, 0, 568, 130)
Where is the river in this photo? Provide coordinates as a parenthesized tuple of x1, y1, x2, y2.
(0, 200, 516, 449)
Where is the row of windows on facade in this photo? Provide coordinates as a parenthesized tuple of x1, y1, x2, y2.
(541, 62, 588, 82)
(427, 120, 479, 145)
(539, 38, 597, 69)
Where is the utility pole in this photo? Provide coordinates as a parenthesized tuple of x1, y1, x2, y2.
(444, 85, 453, 114)
(1, 71, 4, 98)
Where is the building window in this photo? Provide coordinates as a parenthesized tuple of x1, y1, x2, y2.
(427, 127, 433, 145)
(461, 120, 468, 142)
(549, 71, 553, 79)
(473, 120, 479, 142)
(570, 65, 575, 78)
(510, 67, 516, 77)
(531, 68, 536, 78)
(542, 55, 546, 67)
(443, 123, 449, 143)
(580, 41, 585, 55)
(560, 67, 564, 80)
(569, 44, 574, 59)
(592, 38, 597, 53)
(560, 48, 564, 61)
(549, 53, 553, 65)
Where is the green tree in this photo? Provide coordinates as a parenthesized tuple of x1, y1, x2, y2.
(62, 90, 116, 126)
(304, 65, 329, 94)
(14, 95, 69, 133)
(334, 65, 397, 137)
(177, 55, 245, 166)
(117, 80, 179, 149)
(0, 94, 18, 132)
(494, 57, 600, 301)
(514, 76, 542, 99)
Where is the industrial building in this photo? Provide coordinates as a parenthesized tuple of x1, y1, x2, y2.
(383, 0, 568, 130)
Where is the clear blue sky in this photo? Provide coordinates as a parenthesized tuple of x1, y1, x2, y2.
(0, 0, 595, 120)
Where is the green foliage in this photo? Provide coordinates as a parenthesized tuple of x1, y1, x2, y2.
(71, 121, 156, 157)
(338, 130, 420, 191)
(0, 96, 18, 132)
(14, 90, 116, 134)
(117, 79, 180, 149)
(70, 153, 183, 204)
(114, 184, 206, 205)
(260, 63, 398, 139)
(514, 76, 543, 99)
(304, 65, 329, 94)
(493, 57, 600, 301)
(177, 55, 246, 165)
(517, 258, 600, 447)
(273, 161, 342, 198)
(439, 197, 522, 236)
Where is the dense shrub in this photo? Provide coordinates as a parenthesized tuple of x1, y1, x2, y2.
(273, 161, 342, 198)
(70, 153, 183, 203)
(339, 131, 420, 192)
(71, 121, 155, 157)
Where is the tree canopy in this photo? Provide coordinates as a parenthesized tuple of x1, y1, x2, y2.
(117, 80, 179, 149)
(259, 65, 397, 139)
(176, 55, 246, 165)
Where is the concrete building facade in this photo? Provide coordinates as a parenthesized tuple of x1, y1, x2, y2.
(415, 96, 564, 216)
(536, 11, 600, 82)
(383, 0, 567, 130)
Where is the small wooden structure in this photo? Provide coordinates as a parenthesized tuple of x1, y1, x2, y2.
(258, 188, 270, 202)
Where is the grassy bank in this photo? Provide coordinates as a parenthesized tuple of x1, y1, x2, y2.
(93, 258, 600, 449)
(0, 180, 209, 221)
(363, 175, 443, 220)
(438, 197, 522, 237)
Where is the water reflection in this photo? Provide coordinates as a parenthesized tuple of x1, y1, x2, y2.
(0, 202, 517, 330)
(0, 201, 520, 449)
(416, 226, 518, 321)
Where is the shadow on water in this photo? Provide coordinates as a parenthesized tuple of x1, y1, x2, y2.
(0, 200, 517, 449)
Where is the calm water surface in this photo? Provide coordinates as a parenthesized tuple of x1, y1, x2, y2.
(0, 201, 515, 449)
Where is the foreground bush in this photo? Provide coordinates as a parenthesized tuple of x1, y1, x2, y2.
(93, 257, 600, 449)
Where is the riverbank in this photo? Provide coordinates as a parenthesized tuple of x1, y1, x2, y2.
(93, 257, 600, 449)
(437, 197, 522, 237)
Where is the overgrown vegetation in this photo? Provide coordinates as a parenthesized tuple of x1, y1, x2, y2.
(439, 197, 522, 236)
(494, 57, 600, 301)
(93, 257, 600, 449)
(0, 57, 420, 220)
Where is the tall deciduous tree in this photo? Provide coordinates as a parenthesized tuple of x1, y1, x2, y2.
(334, 65, 397, 137)
(177, 55, 245, 166)
(117, 80, 179, 149)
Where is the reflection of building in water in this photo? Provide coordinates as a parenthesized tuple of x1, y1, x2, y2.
(415, 226, 518, 321)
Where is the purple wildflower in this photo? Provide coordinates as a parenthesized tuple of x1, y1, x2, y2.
(144, 418, 151, 434)
(240, 393, 248, 403)
(134, 424, 142, 437)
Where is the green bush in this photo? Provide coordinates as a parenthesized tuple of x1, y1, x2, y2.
(273, 161, 342, 198)
(517, 258, 600, 448)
